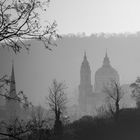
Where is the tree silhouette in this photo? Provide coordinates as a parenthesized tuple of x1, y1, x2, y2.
(0, 0, 60, 53)
(0, 117, 31, 140)
(103, 80, 124, 121)
(47, 79, 67, 139)
(28, 105, 50, 140)
(130, 77, 140, 108)
(0, 105, 50, 140)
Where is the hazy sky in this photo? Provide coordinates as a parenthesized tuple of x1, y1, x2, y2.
(1, 0, 140, 107)
(44, 0, 140, 35)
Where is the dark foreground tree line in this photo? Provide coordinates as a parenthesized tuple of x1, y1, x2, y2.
(61, 78, 140, 140)
(62, 108, 140, 140)
(2, 108, 140, 140)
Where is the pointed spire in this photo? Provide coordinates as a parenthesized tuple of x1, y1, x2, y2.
(9, 61, 16, 98)
(82, 51, 89, 67)
(80, 52, 91, 86)
(105, 48, 108, 58)
(6, 61, 20, 119)
(84, 51, 87, 60)
(103, 50, 110, 66)
(81, 51, 90, 71)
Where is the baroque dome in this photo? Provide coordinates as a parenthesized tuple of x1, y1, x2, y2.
(94, 52, 119, 93)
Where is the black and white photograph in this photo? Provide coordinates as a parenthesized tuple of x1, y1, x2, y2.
(0, 0, 140, 140)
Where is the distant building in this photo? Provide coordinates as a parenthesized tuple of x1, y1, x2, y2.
(5, 64, 21, 120)
(78, 51, 120, 117)
(78, 52, 93, 117)
(94, 52, 120, 106)
(94, 51, 119, 93)
(0, 64, 29, 122)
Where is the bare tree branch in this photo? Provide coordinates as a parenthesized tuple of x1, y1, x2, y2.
(103, 79, 124, 121)
(0, 0, 61, 53)
(0, 105, 49, 140)
(47, 79, 67, 116)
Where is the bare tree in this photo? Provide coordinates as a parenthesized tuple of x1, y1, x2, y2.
(0, 106, 50, 140)
(0, 0, 60, 53)
(28, 105, 50, 140)
(47, 79, 67, 137)
(0, 76, 53, 140)
(130, 77, 140, 108)
(103, 80, 124, 121)
(30, 105, 47, 130)
(0, 117, 31, 140)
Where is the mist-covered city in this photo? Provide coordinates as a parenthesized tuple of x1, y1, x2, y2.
(1, 0, 140, 140)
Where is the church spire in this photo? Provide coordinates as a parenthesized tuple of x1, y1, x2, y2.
(103, 50, 110, 66)
(81, 51, 90, 69)
(84, 51, 87, 60)
(105, 48, 108, 58)
(6, 62, 21, 119)
(80, 52, 91, 85)
(9, 62, 17, 98)
(79, 52, 93, 117)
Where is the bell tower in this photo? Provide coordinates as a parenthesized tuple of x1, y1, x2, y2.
(79, 52, 93, 116)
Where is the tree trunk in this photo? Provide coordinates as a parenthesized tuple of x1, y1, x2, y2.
(115, 99, 119, 122)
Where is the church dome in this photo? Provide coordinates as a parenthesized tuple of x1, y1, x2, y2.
(94, 52, 119, 93)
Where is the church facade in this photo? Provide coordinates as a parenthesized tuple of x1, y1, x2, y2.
(78, 52, 119, 117)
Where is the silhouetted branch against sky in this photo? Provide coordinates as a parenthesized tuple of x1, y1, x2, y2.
(0, 0, 60, 53)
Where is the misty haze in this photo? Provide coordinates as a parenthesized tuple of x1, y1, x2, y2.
(0, 0, 140, 140)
